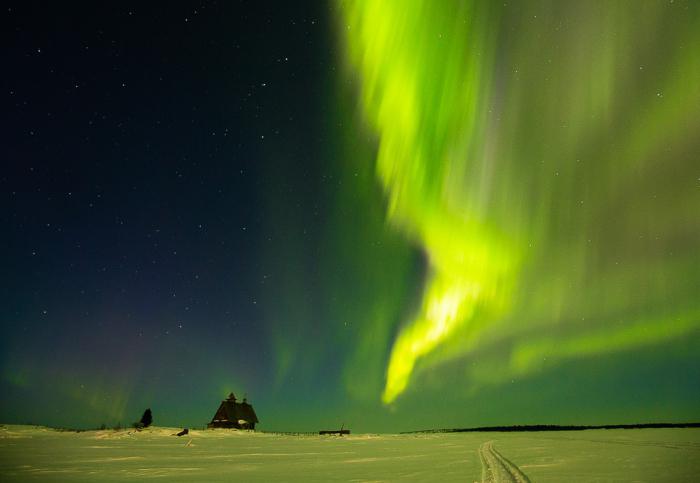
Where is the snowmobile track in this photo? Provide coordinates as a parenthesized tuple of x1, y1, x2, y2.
(479, 441, 531, 483)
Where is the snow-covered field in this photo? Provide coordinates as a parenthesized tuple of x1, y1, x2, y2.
(0, 425, 698, 481)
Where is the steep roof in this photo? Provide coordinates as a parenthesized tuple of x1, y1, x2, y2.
(211, 396, 259, 424)
(233, 401, 259, 424)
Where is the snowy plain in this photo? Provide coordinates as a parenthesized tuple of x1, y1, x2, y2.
(1, 425, 699, 482)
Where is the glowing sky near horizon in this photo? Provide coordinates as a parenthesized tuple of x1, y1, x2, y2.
(340, 0, 700, 404)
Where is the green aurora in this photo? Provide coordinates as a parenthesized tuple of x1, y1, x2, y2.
(3, 1, 699, 433)
(337, 0, 700, 408)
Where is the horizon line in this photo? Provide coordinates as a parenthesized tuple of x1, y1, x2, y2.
(401, 422, 700, 434)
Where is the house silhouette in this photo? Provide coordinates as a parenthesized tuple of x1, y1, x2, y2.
(207, 393, 259, 430)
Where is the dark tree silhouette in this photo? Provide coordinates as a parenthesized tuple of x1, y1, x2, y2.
(140, 408, 153, 428)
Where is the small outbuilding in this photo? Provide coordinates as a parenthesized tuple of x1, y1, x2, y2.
(207, 393, 259, 430)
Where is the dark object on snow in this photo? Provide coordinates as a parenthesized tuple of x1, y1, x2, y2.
(207, 393, 259, 429)
(320, 423, 350, 436)
(176, 428, 189, 437)
(140, 408, 153, 428)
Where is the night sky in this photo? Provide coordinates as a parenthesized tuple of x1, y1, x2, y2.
(2, 1, 699, 433)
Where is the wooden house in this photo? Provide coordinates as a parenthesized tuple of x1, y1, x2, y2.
(207, 393, 259, 430)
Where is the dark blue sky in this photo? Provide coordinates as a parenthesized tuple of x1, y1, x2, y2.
(2, 1, 361, 430)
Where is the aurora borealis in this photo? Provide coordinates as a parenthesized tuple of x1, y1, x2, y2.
(340, 0, 700, 405)
(2, 1, 699, 433)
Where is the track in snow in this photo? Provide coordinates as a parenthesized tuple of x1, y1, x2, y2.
(478, 441, 531, 483)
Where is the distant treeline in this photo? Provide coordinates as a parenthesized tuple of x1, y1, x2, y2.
(403, 422, 700, 434)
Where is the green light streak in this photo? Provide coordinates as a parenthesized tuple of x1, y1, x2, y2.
(341, 0, 520, 403)
(340, 0, 700, 405)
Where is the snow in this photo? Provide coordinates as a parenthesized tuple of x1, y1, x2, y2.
(0, 425, 698, 481)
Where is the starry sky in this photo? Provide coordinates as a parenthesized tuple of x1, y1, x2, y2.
(2, 1, 699, 433)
